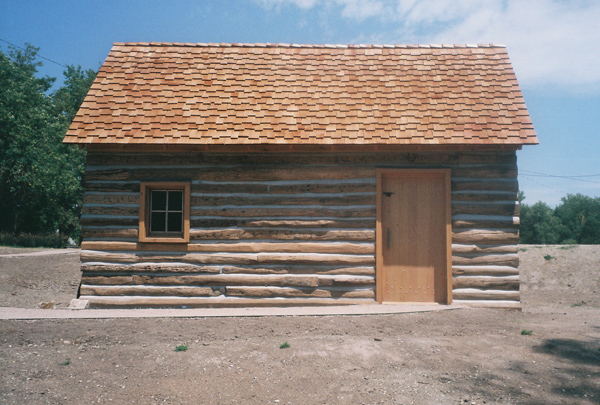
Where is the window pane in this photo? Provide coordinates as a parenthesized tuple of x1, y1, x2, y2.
(167, 212, 183, 232)
(150, 212, 166, 232)
(168, 190, 183, 211)
(151, 190, 167, 211)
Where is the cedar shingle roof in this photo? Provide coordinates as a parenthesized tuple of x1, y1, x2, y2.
(64, 42, 538, 146)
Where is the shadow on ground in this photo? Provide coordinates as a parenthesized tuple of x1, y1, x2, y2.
(532, 338, 600, 403)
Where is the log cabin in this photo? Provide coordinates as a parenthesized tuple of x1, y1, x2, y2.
(64, 42, 538, 308)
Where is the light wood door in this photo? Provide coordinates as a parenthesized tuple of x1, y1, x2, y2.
(377, 170, 451, 303)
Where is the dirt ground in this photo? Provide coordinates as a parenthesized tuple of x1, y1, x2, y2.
(0, 245, 598, 404)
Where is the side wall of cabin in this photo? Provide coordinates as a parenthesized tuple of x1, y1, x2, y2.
(79, 151, 520, 307)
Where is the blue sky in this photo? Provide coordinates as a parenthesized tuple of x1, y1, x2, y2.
(2, 0, 599, 206)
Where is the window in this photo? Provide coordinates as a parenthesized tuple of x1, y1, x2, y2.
(139, 182, 190, 243)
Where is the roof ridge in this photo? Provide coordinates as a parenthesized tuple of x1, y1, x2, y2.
(113, 42, 506, 49)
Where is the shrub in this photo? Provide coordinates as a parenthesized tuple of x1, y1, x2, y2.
(0, 232, 68, 248)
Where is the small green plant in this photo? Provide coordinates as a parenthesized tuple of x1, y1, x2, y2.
(279, 341, 290, 349)
(60, 358, 71, 366)
(521, 330, 533, 336)
(175, 344, 188, 352)
(571, 301, 585, 307)
(518, 248, 528, 252)
(559, 245, 576, 250)
(543, 254, 553, 261)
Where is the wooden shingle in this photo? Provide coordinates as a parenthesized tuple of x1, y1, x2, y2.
(64, 42, 538, 146)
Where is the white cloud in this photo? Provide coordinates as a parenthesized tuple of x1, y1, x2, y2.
(255, 0, 600, 92)
(254, 0, 320, 10)
(418, 0, 600, 92)
(394, 0, 492, 27)
(334, 0, 385, 20)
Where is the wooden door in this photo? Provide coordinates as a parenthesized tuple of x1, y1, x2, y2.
(376, 170, 451, 304)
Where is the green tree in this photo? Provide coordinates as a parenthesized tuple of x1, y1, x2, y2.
(520, 201, 564, 244)
(554, 194, 600, 244)
(52, 65, 97, 123)
(0, 44, 95, 242)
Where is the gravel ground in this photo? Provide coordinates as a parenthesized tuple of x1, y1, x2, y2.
(0, 245, 599, 404)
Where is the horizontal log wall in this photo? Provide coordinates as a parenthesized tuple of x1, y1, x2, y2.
(80, 151, 520, 307)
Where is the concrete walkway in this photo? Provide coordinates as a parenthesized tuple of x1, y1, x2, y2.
(0, 248, 80, 258)
(0, 303, 462, 320)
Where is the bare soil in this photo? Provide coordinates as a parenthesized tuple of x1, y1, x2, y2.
(0, 245, 599, 404)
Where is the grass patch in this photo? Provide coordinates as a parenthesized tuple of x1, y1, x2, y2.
(559, 245, 577, 250)
(279, 341, 291, 349)
(0, 232, 68, 248)
(571, 301, 585, 307)
(543, 254, 554, 261)
(519, 248, 528, 252)
(60, 358, 71, 366)
(521, 330, 533, 336)
(175, 344, 188, 352)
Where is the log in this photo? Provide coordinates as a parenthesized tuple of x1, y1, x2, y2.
(451, 179, 518, 192)
(84, 169, 127, 182)
(221, 265, 376, 276)
(191, 194, 375, 207)
(131, 274, 320, 288)
(452, 265, 519, 276)
(80, 250, 375, 266)
(81, 227, 139, 239)
(81, 263, 223, 274)
(452, 254, 519, 267)
(451, 202, 519, 217)
(451, 165, 517, 179)
(80, 250, 260, 265)
(200, 165, 376, 182)
(452, 276, 520, 290)
(225, 286, 375, 299)
(452, 289, 520, 301)
(190, 206, 376, 218)
(85, 182, 140, 193)
(452, 153, 516, 165)
(186, 242, 375, 255)
(86, 143, 518, 154)
(189, 228, 375, 242)
(256, 253, 375, 266)
(191, 218, 376, 229)
(451, 244, 518, 254)
(452, 300, 521, 308)
(79, 295, 378, 308)
(85, 168, 201, 182)
(192, 164, 515, 185)
(193, 182, 376, 195)
(81, 276, 133, 285)
(452, 219, 519, 229)
(80, 263, 376, 276)
(80, 241, 375, 255)
(82, 206, 139, 216)
(84, 193, 139, 205)
(80, 285, 222, 297)
(80, 216, 138, 227)
(87, 151, 516, 167)
(452, 229, 519, 244)
(451, 192, 517, 202)
(316, 275, 375, 286)
(81, 241, 186, 252)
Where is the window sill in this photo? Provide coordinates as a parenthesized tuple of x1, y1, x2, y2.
(138, 236, 189, 244)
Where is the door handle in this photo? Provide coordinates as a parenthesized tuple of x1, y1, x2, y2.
(387, 228, 391, 249)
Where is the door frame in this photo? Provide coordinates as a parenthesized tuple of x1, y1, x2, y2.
(375, 169, 453, 304)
